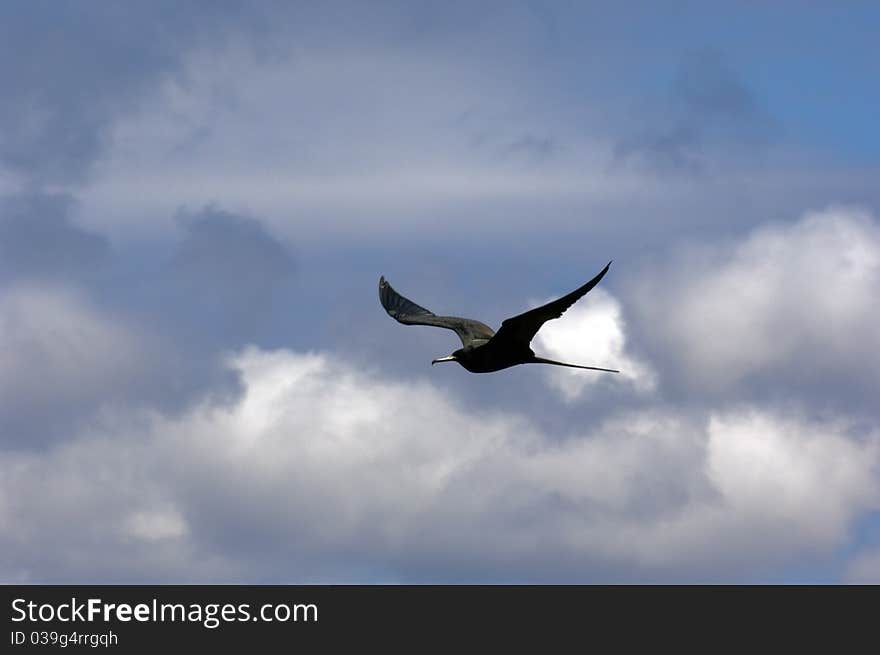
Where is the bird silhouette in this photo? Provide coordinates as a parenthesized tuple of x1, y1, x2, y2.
(379, 262, 619, 374)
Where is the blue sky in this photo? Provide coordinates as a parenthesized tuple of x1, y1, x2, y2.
(1, 1, 879, 583)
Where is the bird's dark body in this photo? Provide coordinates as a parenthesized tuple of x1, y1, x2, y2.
(452, 342, 534, 373)
(378, 262, 619, 375)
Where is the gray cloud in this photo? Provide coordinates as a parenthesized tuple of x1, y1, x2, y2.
(167, 207, 296, 345)
(615, 49, 776, 174)
(502, 134, 557, 162)
(0, 203, 295, 449)
(0, 193, 109, 283)
(674, 49, 757, 118)
(844, 548, 880, 583)
(0, 1, 260, 185)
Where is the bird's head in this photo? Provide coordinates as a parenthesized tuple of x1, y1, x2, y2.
(431, 349, 462, 366)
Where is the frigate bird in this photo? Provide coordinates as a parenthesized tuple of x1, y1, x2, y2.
(378, 262, 620, 374)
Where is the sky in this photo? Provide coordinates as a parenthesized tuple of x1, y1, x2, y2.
(1, 1, 879, 583)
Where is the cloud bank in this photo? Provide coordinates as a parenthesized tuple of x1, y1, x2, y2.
(2, 336, 877, 582)
(632, 207, 880, 401)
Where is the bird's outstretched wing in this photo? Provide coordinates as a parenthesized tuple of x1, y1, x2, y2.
(379, 276, 495, 347)
(490, 261, 612, 348)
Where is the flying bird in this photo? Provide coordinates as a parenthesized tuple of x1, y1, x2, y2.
(379, 262, 620, 374)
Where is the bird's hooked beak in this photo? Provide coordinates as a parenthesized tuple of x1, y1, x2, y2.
(431, 355, 456, 365)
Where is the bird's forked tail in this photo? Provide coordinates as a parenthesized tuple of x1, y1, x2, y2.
(529, 356, 619, 373)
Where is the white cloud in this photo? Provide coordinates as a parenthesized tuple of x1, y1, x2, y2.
(631, 207, 880, 392)
(1, 346, 875, 582)
(531, 287, 656, 400)
(705, 411, 877, 544)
